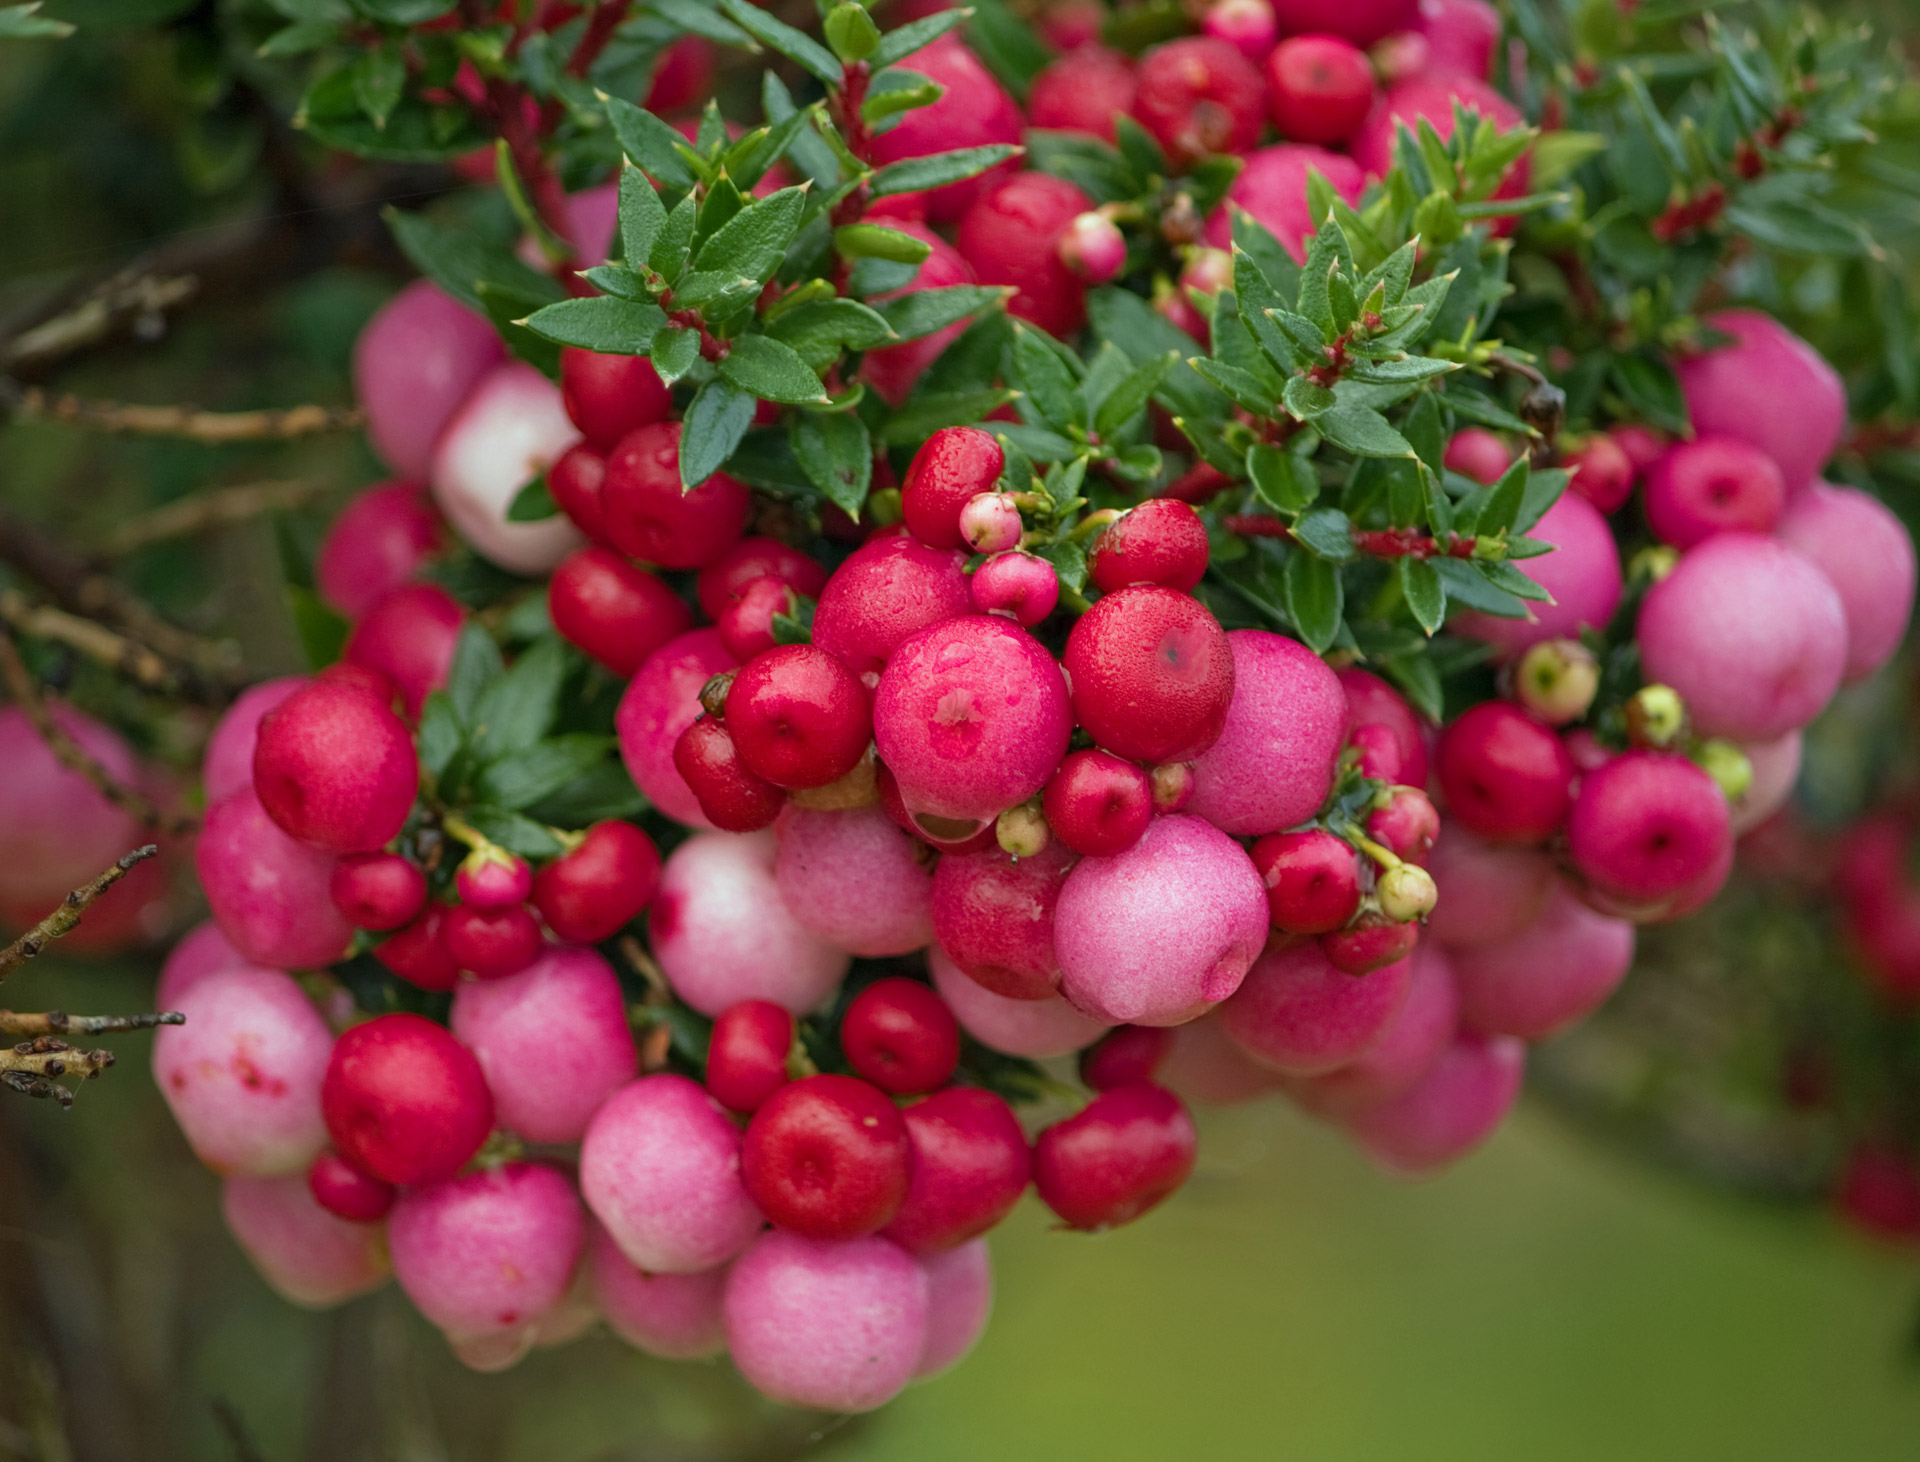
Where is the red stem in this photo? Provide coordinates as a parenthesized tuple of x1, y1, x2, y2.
(1224, 516, 1480, 560)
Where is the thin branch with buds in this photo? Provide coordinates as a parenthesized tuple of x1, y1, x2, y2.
(4, 384, 362, 443)
(0, 589, 180, 694)
(0, 1010, 183, 1037)
(0, 846, 161, 984)
(0, 1040, 116, 1109)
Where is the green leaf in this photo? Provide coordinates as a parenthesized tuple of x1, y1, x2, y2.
(824, 1, 880, 60)
(448, 625, 505, 724)
(875, 387, 1018, 445)
(465, 806, 565, 859)
(351, 43, 404, 130)
(1382, 652, 1444, 722)
(715, 0, 841, 83)
(871, 6, 969, 67)
(1402, 390, 1446, 476)
(719, 334, 830, 404)
(417, 692, 463, 780)
(1283, 375, 1337, 420)
(1292, 506, 1356, 562)
(791, 411, 872, 516)
(1515, 468, 1567, 535)
(681, 380, 758, 485)
(618, 164, 668, 274)
(1085, 288, 1228, 423)
(1011, 327, 1081, 432)
(652, 195, 698, 278)
(350, 0, 453, 21)
(651, 326, 701, 383)
(1348, 356, 1458, 385)
(475, 735, 614, 810)
(0, 1, 74, 36)
(285, 585, 349, 671)
(670, 270, 763, 313)
(1475, 557, 1553, 603)
(1478, 456, 1529, 537)
(1283, 551, 1344, 654)
(646, 0, 758, 45)
(472, 636, 567, 757)
(299, 68, 484, 162)
(1725, 198, 1871, 258)
(384, 207, 562, 317)
(833, 223, 933, 264)
(579, 265, 647, 300)
(1317, 402, 1414, 459)
(1248, 444, 1317, 513)
(1191, 357, 1278, 416)
(524, 759, 647, 827)
(963, 0, 1050, 98)
(861, 69, 944, 125)
(604, 95, 701, 189)
(1399, 557, 1446, 635)
(258, 20, 340, 55)
(695, 185, 808, 284)
(506, 475, 558, 523)
(521, 296, 667, 354)
(766, 298, 895, 362)
(1092, 351, 1177, 441)
(1231, 209, 1302, 306)
(871, 144, 1022, 198)
(1038, 535, 1089, 594)
(874, 285, 1005, 342)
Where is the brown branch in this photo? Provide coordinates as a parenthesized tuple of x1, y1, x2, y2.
(0, 847, 161, 985)
(0, 1011, 183, 1037)
(0, 1039, 116, 1109)
(0, 272, 198, 375)
(0, 589, 180, 694)
(99, 479, 331, 557)
(5, 384, 361, 443)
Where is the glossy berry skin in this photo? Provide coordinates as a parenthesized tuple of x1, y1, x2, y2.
(1566, 752, 1732, 908)
(959, 492, 1024, 555)
(1043, 749, 1154, 858)
(1028, 43, 1137, 143)
(724, 645, 873, 790)
(1436, 701, 1575, 845)
(1033, 1083, 1197, 1231)
(203, 677, 304, 806)
(430, 362, 586, 576)
(616, 629, 739, 829)
(321, 1014, 494, 1188)
(308, 1151, 396, 1223)
(882, 1086, 1032, 1254)
(930, 840, 1077, 1001)
(530, 820, 660, 944)
(1089, 500, 1210, 593)
(344, 582, 464, 719)
(706, 1000, 794, 1114)
(1064, 586, 1235, 764)
(840, 979, 962, 1096)
(1564, 433, 1636, 515)
(742, 1074, 913, 1240)
(957, 173, 1097, 338)
(1265, 35, 1375, 145)
(1645, 436, 1786, 549)
(972, 550, 1061, 626)
(674, 718, 788, 831)
(559, 346, 671, 450)
(902, 427, 1005, 552)
(252, 677, 419, 855)
(441, 903, 543, 981)
(1188, 629, 1347, 836)
(812, 533, 973, 678)
(548, 548, 692, 677)
(696, 537, 829, 622)
(1080, 1025, 1176, 1092)
(316, 482, 439, 622)
(1251, 829, 1362, 935)
(716, 576, 797, 663)
(1131, 37, 1267, 167)
(600, 421, 750, 569)
(1322, 917, 1421, 976)
(547, 444, 610, 543)
(374, 905, 460, 991)
(330, 852, 427, 932)
(1367, 787, 1440, 865)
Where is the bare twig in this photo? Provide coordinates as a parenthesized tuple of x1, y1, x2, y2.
(5, 384, 361, 443)
(0, 1011, 183, 1037)
(0, 271, 198, 374)
(0, 847, 161, 985)
(0, 590, 178, 694)
(0, 1039, 116, 1109)
(99, 479, 331, 557)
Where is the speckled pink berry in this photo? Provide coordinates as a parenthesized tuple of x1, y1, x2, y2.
(1566, 751, 1732, 908)
(1423, 827, 1555, 948)
(203, 677, 304, 805)
(252, 676, 419, 854)
(1344, 1033, 1524, 1175)
(1054, 814, 1270, 1026)
(1644, 435, 1785, 549)
(930, 945, 1110, 1058)
(221, 1173, 390, 1309)
(353, 280, 506, 481)
(774, 805, 935, 958)
(1451, 881, 1634, 1040)
(1676, 309, 1845, 493)
(812, 535, 973, 679)
(915, 1239, 993, 1379)
(1287, 941, 1459, 1117)
(429, 361, 585, 574)
(587, 1221, 728, 1359)
(197, 789, 352, 969)
(1218, 938, 1413, 1075)
(1187, 630, 1347, 836)
(615, 628, 738, 828)
(344, 582, 464, 720)
(1453, 493, 1622, 658)
(971, 550, 1061, 626)
(1777, 482, 1917, 684)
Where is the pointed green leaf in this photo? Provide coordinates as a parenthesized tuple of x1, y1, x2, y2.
(719, 334, 831, 404)
(1283, 375, 1337, 420)
(1317, 402, 1414, 458)
(1192, 357, 1279, 417)
(618, 163, 668, 269)
(1399, 557, 1446, 635)
(1293, 506, 1356, 562)
(1093, 351, 1178, 441)
(1012, 326, 1081, 432)
(1248, 444, 1318, 513)
(695, 184, 808, 283)
(874, 284, 1005, 342)
(651, 325, 701, 383)
(716, 0, 841, 82)
(680, 380, 757, 486)
(791, 410, 873, 515)
(521, 296, 666, 354)
(871, 6, 970, 66)
(604, 95, 700, 188)
(871, 143, 1022, 197)
(506, 475, 558, 523)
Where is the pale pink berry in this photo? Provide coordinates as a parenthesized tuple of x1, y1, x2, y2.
(587, 1221, 727, 1359)
(430, 361, 586, 575)
(1451, 881, 1634, 1040)
(1218, 938, 1414, 1075)
(1424, 827, 1555, 948)
(154, 968, 332, 1176)
(156, 919, 250, 1007)
(1729, 732, 1802, 836)
(959, 492, 1025, 554)
(915, 1239, 993, 1379)
(970, 551, 1060, 626)
(1187, 630, 1348, 836)
(1777, 482, 1917, 684)
(202, 676, 303, 805)
(1676, 309, 1845, 493)
(723, 1230, 930, 1412)
(1056, 211, 1128, 284)
(1287, 942, 1460, 1117)
(197, 789, 352, 970)
(930, 944, 1110, 1058)
(1344, 1033, 1525, 1175)
(1202, 0, 1278, 58)
(1454, 493, 1622, 658)
(353, 280, 505, 480)
(1159, 1014, 1282, 1105)
(221, 1173, 390, 1309)
(0, 704, 147, 910)
(579, 1074, 764, 1274)
(344, 582, 464, 719)
(774, 805, 935, 958)
(614, 628, 738, 828)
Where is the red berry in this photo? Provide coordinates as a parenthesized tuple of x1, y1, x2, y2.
(547, 443, 611, 543)
(1338, 666, 1429, 788)
(454, 850, 532, 910)
(741, 1074, 912, 1240)
(706, 1000, 795, 1114)
(252, 676, 419, 854)
(308, 1149, 396, 1223)
(529, 821, 661, 945)
(1435, 701, 1575, 845)
(344, 582, 464, 719)
(1321, 916, 1420, 976)
(1443, 428, 1511, 485)
(1265, 35, 1375, 146)
(330, 851, 427, 932)
(321, 1013, 494, 1187)
(717, 576, 798, 663)
(1033, 1083, 1196, 1231)
(1131, 37, 1266, 167)
(549, 547, 693, 677)
(695, 536, 830, 622)
(1088, 500, 1210, 594)
(882, 1086, 1032, 1253)
(840, 978, 962, 1096)
(724, 645, 873, 790)
(1563, 433, 1636, 515)
(673, 717, 789, 831)
(1028, 44, 1137, 144)
(1250, 828, 1362, 934)
(559, 346, 671, 451)
(1063, 585, 1235, 764)
(601, 421, 750, 569)
(1366, 787, 1439, 865)
(956, 174, 1097, 339)
(901, 426, 1005, 552)
(1043, 749, 1154, 858)
(1079, 1025, 1175, 1091)
(374, 904, 460, 990)
(442, 903, 543, 980)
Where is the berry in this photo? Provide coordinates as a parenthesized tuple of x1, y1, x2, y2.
(1512, 638, 1600, 726)
(930, 839, 1077, 1001)
(375, 905, 460, 991)
(957, 173, 1097, 338)
(1367, 787, 1440, 864)
(958, 492, 1024, 555)
(589, 1223, 728, 1360)
(156, 920, 249, 1008)
(861, 219, 982, 406)
(1777, 482, 1918, 684)
(1269, 0, 1416, 46)
(1064, 586, 1235, 765)
(441, 902, 543, 980)
(1835, 1144, 1920, 1242)
(1344, 1033, 1525, 1175)
(725, 644, 873, 790)
(1444, 428, 1511, 485)
(330, 851, 427, 931)
(1451, 881, 1635, 1040)
(600, 421, 751, 568)
(841, 978, 962, 1096)
(1200, 143, 1366, 258)
(308, 1151, 396, 1223)
(321, 1013, 494, 1187)
(252, 675, 418, 855)
(344, 582, 464, 719)
(615, 628, 738, 828)
(559, 346, 671, 450)
(549, 547, 692, 676)
(1251, 828, 1363, 934)
(203, 677, 304, 806)
(674, 717, 788, 831)
(353, 280, 504, 480)
(885, 1087, 1031, 1253)
(1321, 916, 1420, 975)
(1188, 629, 1346, 835)
(1089, 499, 1210, 593)
(915, 1240, 994, 1380)
(706, 1000, 795, 1114)
(1131, 37, 1267, 167)
(1033, 1083, 1197, 1230)
(867, 34, 1022, 221)
(646, 34, 715, 110)
(1424, 827, 1556, 948)
(742, 1073, 913, 1239)
(1418, 0, 1501, 80)
(1028, 44, 1137, 143)
(1043, 749, 1155, 859)
(1566, 751, 1732, 908)
(1676, 309, 1845, 492)
(1376, 862, 1438, 922)
(197, 789, 353, 971)
(1562, 432, 1636, 515)
(430, 361, 586, 576)
(971, 550, 1061, 626)
(455, 848, 532, 909)
(1435, 701, 1575, 844)
(696, 537, 830, 620)
(1265, 35, 1375, 144)
(1645, 435, 1787, 549)
(774, 805, 936, 958)
(902, 427, 1005, 551)
(316, 482, 440, 622)
(1080, 1025, 1177, 1091)
(811, 533, 973, 677)
(530, 819, 662, 943)
(222, 1173, 391, 1309)
(716, 575, 798, 662)
(547, 443, 610, 542)
(1453, 493, 1622, 658)
(1056, 210, 1129, 285)
(1220, 938, 1414, 1074)
(1338, 666, 1429, 787)
(931, 944, 1111, 1058)
(1288, 942, 1459, 1117)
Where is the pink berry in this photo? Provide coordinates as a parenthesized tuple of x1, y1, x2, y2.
(867, 34, 1023, 222)
(353, 280, 505, 481)
(915, 1238, 994, 1379)
(197, 789, 352, 970)
(330, 851, 426, 931)
(1563, 432, 1636, 515)
(1270, 0, 1415, 46)
(959, 492, 1025, 555)
(1343, 1032, 1524, 1175)
(1043, 750, 1153, 858)
(308, 1150, 395, 1223)
(454, 849, 532, 909)
(1287, 941, 1459, 1117)
(1187, 629, 1346, 835)
(580, 1074, 763, 1273)
(587, 1222, 727, 1359)
(1028, 44, 1137, 144)
(878, 762, 999, 854)
(222, 1173, 390, 1308)
(649, 831, 850, 1015)
(1418, 0, 1501, 80)
(743, 1074, 912, 1239)
(884, 1087, 1031, 1254)
(344, 582, 464, 719)
(930, 944, 1110, 1057)
(957, 173, 1096, 338)
(841, 979, 961, 1096)
(321, 1013, 494, 1187)
(930, 839, 1077, 1001)
(1435, 701, 1574, 844)
(375, 905, 460, 991)
(723, 1230, 930, 1412)
(902, 428, 1006, 553)
(430, 361, 586, 575)
(1367, 786, 1440, 863)
(1265, 34, 1374, 143)
(1454, 493, 1623, 658)
(1835, 1145, 1920, 1243)
(600, 421, 750, 569)
(559, 346, 671, 450)
(1250, 828, 1363, 934)
(251, 676, 417, 855)
(616, 628, 738, 828)
(549, 547, 692, 677)
(725, 644, 873, 790)
(1132, 36, 1267, 167)
(1339, 667, 1430, 787)
(1451, 880, 1634, 1039)
(1056, 210, 1129, 286)
(0, 705, 148, 918)
(1054, 814, 1269, 1026)
(202, 676, 304, 806)
(1323, 917, 1420, 976)
(860, 220, 982, 406)
(716, 575, 798, 663)
(154, 968, 332, 1176)
(774, 806, 935, 958)
(813, 533, 974, 678)
(1204, 0, 1278, 58)
(1080, 1025, 1176, 1091)
(1160, 1012, 1282, 1105)
(1676, 309, 1845, 493)
(696, 537, 829, 622)
(316, 482, 440, 621)
(1777, 482, 1917, 684)
(1200, 143, 1366, 259)
(675, 717, 788, 832)
(1065, 586, 1235, 765)
(1423, 826, 1555, 947)
(1218, 937, 1413, 1075)
(1645, 435, 1786, 549)
(156, 919, 249, 1007)
(1089, 500, 1210, 594)
(1033, 1082, 1197, 1230)
(530, 819, 662, 943)
(450, 947, 637, 1143)
(1566, 751, 1731, 908)
(706, 999, 794, 1115)
(972, 550, 1061, 625)
(1444, 428, 1510, 485)
(1637, 532, 1846, 740)
(441, 903, 543, 980)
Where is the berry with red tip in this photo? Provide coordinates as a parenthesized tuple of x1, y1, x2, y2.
(673, 717, 788, 831)
(252, 676, 419, 854)
(442, 903, 543, 980)
(331, 851, 427, 931)
(1043, 749, 1154, 858)
(1265, 34, 1375, 144)
(958, 492, 1024, 555)
(841, 978, 962, 1096)
(724, 644, 873, 790)
(1132, 37, 1267, 167)
(1322, 915, 1420, 975)
(706, 1000, 794, 1114)
(1064, 585, 1235, 765)
(1366, 787, 1439, 865)
(375, 905, 460, 991)
(1435, 701, 1575, 844)
(530, 820, 661, 944)
(321, 1013, 494, 1187)
(1089, 500, 1210, 594)
(559, 346, 671, 450)
(1645, 435, 1786, 549)
(1080, 1025, 1176, 1091)
(884, 1086, 1032, 1253)
(1563, 432, 1635, 515)
(742, 1073, 913, 1239)
(1028, 43, 1137, 143)
(1033, 1083, 1197, 1231)
(957, 173, 1097, 338)
(308, 1150, 396, 1223)
(600, 421, 750, 568)
(455, 848, 532, 909)
(547, 443, 610, 543)
(901, 427, 1005, 552)
(971, 550, 1061, 626)
(549, 547, 692, 677)
(1251, 829, 1362, 934)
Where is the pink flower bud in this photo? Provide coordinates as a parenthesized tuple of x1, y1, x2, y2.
(1056, 211, 1128, 285)
(958, 492, 1025, 555)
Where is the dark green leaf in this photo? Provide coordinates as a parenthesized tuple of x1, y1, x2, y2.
(258, 20, 340, 54)
(605, 95, 701, 189)
(833, 223, 933, 264)
(1514, 468, 1567, 535)
(1086, 287, 1229, 423)
(716, 0, 841, 83)
(475, 735, 614, 811)
(870, 144, 1022, 198)
(448, 625, 505, 723)
(767, 298, 895, 361)
(1283, 375, 1337, 420)
(1192, 357, 1278, 416)
(350, 0, 453, 21)
(1479, 457, 1529, 537)
(1038, 535, 1088, 593)
(824, 1, 880, 61)
(1348, 356, 1458, 385)
(384, 207, 563, 316)
(1399, 557, 1446, 634)
(506, 476, 558, 523)
(670, 270, 763, 313)
(719, 334, 830, 404)
(1317, 402, 1414, 459)
(285, 585, 349, 671)
(580, 265, 647, 300)
(963, 0, 1050, 98)
(1012, 326, 1081, 432)
(618, 164, 668, 272)
(465, 806, 565, 859)
(417, 692, 463, 780)
(695, 184, 808, 284)
(646, 0, 758, 46)
(1402, 390, 1446, 475)
(0, 1, 74, 37)
(1283, 551, 1344, 654)
(521, 296, 666, 354)
(1431, 559, 1527, 617)
(471, 635, 567, 757)
(351, 43, 404, 130)
(1476, 557, 1553, 602)
(652, 195, 698, 278)
(874, 285, 1005, 342)
(791, 411, 872, 515)
(1230, 210, 1302, 311)
(1248, 444, 1318, 513)
(525, 759, 647, 827)
(871, 6, 968, 66)
(1293, 506, 1356, 562)
(681, 380, 758, 485)
(651, 326, 701, 383)
(875, 388, 1018, 445)
(1092, 351, 1177, 441)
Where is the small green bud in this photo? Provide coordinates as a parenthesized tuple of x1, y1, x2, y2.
(996, 802, 1050, 859)
(832, 223, 934, 265)
(1376, 863, 1437, 924)
(824, 2, 880, 62)
(1514, 638, 1600, 727)
(1625, 683, 1687, 749)
(1630, 544, 1680, 584)
(866, 487, 903, 527)
(1695, 739, 1754, 804)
